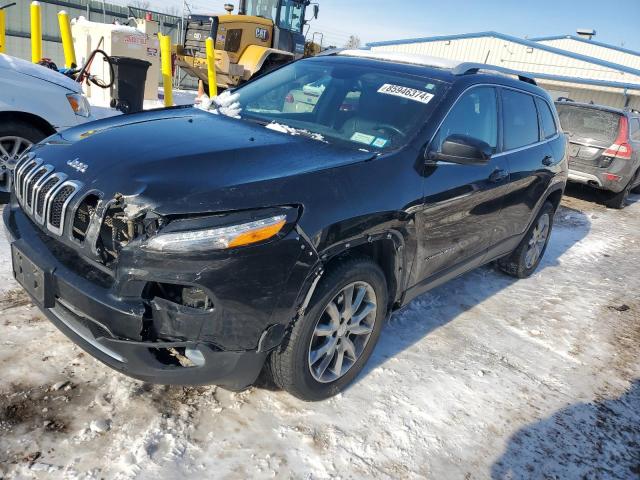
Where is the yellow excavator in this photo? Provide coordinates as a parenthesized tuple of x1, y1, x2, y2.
(175, 0, 319, 90)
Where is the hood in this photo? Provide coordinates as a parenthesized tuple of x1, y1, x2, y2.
(0, 53, 81, 93)
(29, 107, 374, 215)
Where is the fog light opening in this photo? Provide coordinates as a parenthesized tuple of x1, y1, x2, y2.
(185, 348, 205, 366)
(143, 282, 213, 310)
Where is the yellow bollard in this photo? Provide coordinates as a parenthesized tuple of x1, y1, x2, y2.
(159, 34, 173, 107)
(58, 10, 76, 68)
(205, 37, 218, 98)
(0, 9, 6, 54)
(30, 1, 42, 63)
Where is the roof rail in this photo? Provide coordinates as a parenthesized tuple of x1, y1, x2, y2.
(453, 62, 537, 85)
(556, 97, 575, 102)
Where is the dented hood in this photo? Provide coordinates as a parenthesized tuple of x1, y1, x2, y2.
(28, 107, 372, 215)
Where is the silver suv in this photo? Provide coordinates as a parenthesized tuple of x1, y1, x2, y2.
(556, 100, 640, 208)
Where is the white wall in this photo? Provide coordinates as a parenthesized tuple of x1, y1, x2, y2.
(370, 36, 640, 85)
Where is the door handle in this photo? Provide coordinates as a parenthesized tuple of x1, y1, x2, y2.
(542, 155, 553, 166)
(488, 168, 508, 183)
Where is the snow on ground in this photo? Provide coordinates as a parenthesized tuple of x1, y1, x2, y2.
(0, 186, 639, 479)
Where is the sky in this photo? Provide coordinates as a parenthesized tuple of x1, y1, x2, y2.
(131, 0, 640, 52)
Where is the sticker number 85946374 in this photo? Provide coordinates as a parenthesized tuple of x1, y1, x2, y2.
(377, 84, 434, 104)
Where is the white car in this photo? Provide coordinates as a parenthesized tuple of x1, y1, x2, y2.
(0, 53, 94, 192)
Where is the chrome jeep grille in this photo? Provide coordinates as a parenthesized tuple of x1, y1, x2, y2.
(14, 156, 82, 237)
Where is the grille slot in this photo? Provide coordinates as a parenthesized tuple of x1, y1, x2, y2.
(72, 194, 99, 242)
(49, 185, 76, 228)
(36, 177, 61, 216)
(16, 159, 39, 200)
(25, 167, 49, 208)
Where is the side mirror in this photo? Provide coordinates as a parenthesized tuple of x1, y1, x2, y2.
(429, 134, 492, 165)
(313, 4, 319, 19)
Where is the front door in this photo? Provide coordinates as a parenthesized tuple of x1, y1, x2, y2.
(413, 86, 510, 285)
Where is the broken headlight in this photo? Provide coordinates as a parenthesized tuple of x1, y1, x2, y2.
(144, 210, 294, 253)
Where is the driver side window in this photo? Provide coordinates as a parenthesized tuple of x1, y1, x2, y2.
(434, 87, 498, 153)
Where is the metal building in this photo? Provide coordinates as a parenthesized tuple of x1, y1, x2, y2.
(532, 35, 640, 71)
(368, 31, 640, 109)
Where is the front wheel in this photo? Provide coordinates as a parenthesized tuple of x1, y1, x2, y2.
(0, 120, 48, 193)
(498, 201, 555, 278)
(269, 257, 388, 401)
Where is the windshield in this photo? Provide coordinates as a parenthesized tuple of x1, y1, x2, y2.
(556, 104, 621, 145)
(234, 58, 447, 151)
(245, 0, 278, 20)
(278, 0, 304, 31)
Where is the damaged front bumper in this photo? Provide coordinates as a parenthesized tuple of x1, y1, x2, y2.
(4, 204, 319, 389)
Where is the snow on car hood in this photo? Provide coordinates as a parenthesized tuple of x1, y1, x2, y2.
(0, 53, 81, 93)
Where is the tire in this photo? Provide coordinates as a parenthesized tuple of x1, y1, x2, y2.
(269, 257, 388, 401)
(602, 177, 635, 209)
(498, 201, 556, 279)
(0, 120, 49, 193)
(629, 169, 640, 195)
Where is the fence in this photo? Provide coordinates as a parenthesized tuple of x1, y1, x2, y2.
(3, 0, 193, 88)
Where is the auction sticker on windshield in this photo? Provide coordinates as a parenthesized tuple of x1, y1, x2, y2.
(377, 84, 434, 104)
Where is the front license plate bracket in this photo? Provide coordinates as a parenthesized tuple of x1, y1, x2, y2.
(11, 244, 52, 306)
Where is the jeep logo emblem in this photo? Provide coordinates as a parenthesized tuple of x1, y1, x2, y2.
(255, 27, 269, 41)
(67, 158, 88, 173)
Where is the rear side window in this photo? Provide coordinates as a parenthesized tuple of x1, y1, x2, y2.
(434, 86, 498, 152)
(556, 104, 621, 144)
(502, 89, 540, 150)
(535, 98, 557, 139)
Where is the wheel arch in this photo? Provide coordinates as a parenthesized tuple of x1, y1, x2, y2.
(239, 45, 294, 80)
(544, 186, 564, 211)
(319, 232, 406, 313)
(0, 111, 56, 137)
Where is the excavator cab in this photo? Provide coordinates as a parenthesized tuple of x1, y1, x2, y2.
(176, 0, 318, 90)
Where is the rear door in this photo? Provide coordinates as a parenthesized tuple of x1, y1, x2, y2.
(495, 89, 556, 241)
(413, 85, 509, 282)
(556, 104, 623, 170)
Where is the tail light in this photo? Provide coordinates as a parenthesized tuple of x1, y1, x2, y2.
(604, 116, 632, 159)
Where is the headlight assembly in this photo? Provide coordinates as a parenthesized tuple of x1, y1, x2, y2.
(66, 93, 91, 117)
(145, 214, 288, 253)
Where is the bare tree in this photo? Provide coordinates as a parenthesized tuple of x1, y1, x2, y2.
(162, 5, 181, 17)
(344, 35, 361, 49)
(130, 0, 150, 11)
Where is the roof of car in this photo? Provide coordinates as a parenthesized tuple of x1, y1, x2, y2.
(309, 50, 546, 96)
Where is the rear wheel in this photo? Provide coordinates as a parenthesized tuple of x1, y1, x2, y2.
(269, 257, 387, 401)
(0, 120, 48, 192)
(629, 169, 640, 194)
(602, 173, 637, 209)
(498, 202, 555, 278)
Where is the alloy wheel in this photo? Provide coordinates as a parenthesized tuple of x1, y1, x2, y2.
(308, 281, 378, 383)
(524, 213, 550, 269)
(0, 136, 32, 192)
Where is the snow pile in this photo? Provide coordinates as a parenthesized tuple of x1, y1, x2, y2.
(265, 122, 326, 142)
(197, 90, 242, 118)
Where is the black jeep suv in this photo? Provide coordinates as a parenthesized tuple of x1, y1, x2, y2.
(4, 51, 567, 400)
